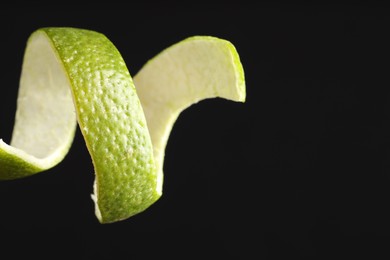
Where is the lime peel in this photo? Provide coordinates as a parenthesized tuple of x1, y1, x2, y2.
(134, 35, 246, 195)
(0, 27, 246, 224)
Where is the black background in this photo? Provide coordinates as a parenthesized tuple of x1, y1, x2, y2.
(1, 4, 390, 259)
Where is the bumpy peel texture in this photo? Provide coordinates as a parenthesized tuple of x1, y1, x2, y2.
(0, 27, 246, 223)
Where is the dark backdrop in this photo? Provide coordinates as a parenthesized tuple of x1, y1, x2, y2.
(1, 4, 390, 259)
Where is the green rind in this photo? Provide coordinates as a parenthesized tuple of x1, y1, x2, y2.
(133, 35, 246, 196)
(0, 140, 42, 179)
(225, 40, 246, 102)
(0, 30, 78, 180)
(0, 27, 159, 223)
(0, 28, 245, 224)
(40, 28, 159, 223)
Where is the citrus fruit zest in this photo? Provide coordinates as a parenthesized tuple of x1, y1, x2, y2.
(133, 36, 246, 195)
(0, 28, 246, 224)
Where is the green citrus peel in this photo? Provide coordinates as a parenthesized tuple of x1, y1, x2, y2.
(0, 27, 246, 223)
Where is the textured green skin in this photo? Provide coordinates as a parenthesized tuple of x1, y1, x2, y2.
(0, 146, 42, 179)
(0, 27, 246, 224)
(0, 27, 159, 223)
(41, 28, 159, 223)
